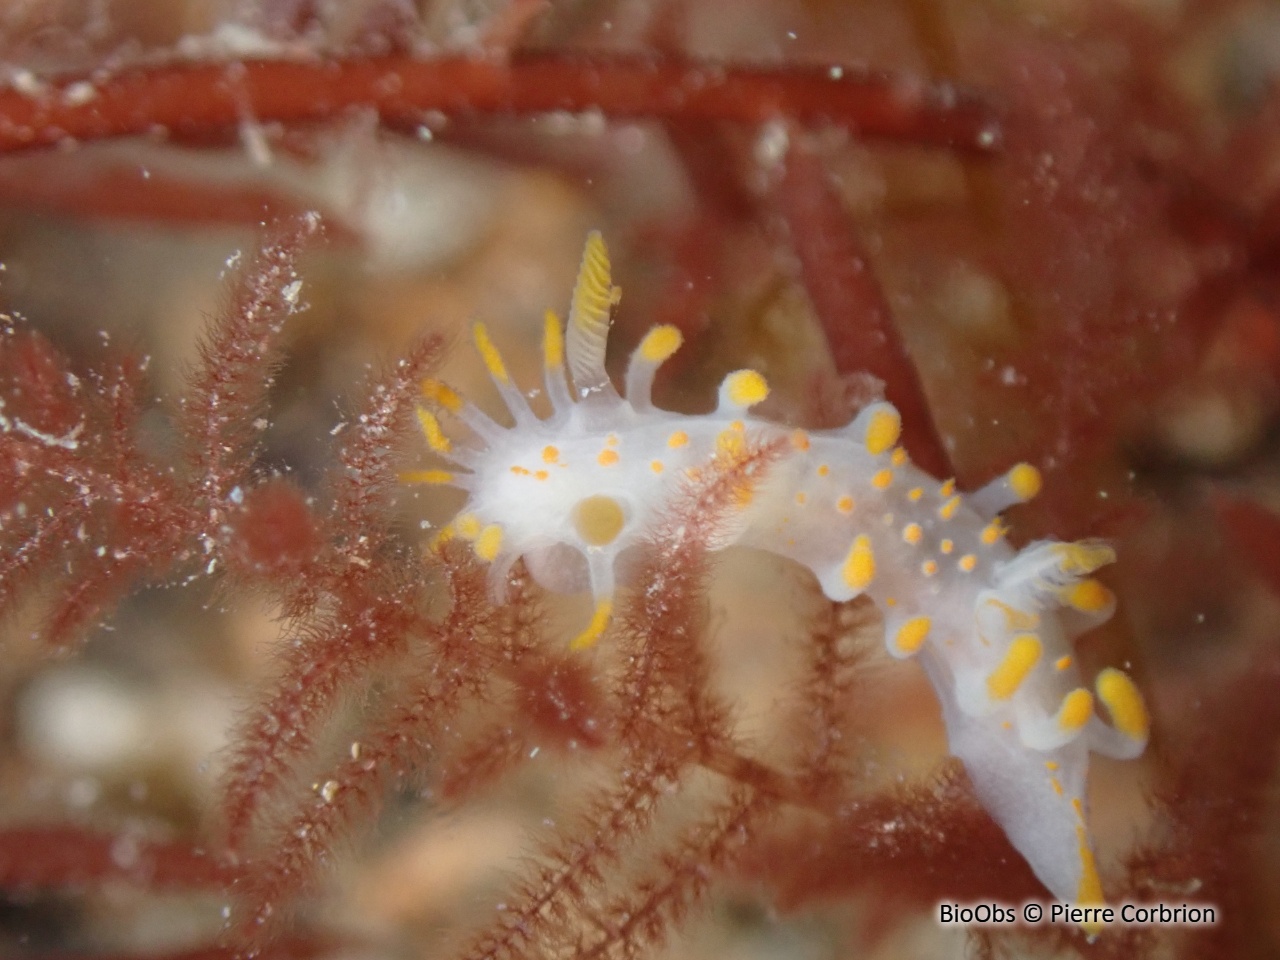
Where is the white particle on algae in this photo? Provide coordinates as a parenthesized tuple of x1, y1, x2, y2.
(282, 279, 302, 304)
(319, 780, 340, 802)
(61, 81, 96, 106)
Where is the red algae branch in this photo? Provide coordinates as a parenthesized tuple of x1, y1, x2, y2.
(0, 52, 1000, 154)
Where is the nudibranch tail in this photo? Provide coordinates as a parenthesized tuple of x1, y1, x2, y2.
(406, 231, 1150, 921)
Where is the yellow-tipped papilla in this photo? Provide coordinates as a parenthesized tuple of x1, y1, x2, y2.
(717, 369, 770, 412)
(543, 309, 574, 413)
(625, 324, 683, 411)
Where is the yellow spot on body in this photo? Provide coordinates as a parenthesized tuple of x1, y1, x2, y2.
(1009, 462, 1042, 501)
(1072, 797, 1085, 819)
(908, 487, 924, 502)
(534, 470, 549, 481)
(474, 524, 503, 562)
(958, 554, 977, 572)
(1051, 777, 1064, 797)
(543, 309, 565, 368)
(1045, 760, 1060, 771)
(1096, 668, 1149, 741)
(731, 420, 745, 432)
(573, 495, 626, 546)
(940, 479, 956, 497)
(987, 633, 1042, 700)
(939, 496, 961, 520)
(1002, 720, 1013, 730)
(570, 597, 613, 651)
(416, 409, 451, 453)
(638, 324, 683, 363)
(597, 449, 620, 467)
(895, 617, 932, 655)
(817, 464, 831, 477)
(668, 430, 689, 448)
(725, 369, 770, 407)
(865, 408, 902, 456)
(891, 447, 909, 467)
(605, 433, 619, 447)
(1064, 578, 1114, 613)
(871, 469, 893, 490)
(981, 520, 1005, 545)
(456, 513, 481, 540)
(421, 379, 463, 413)
(836, 495, 854, 514)
(1075, 825, 1105, 913)
(902, 523, 923, 545)
(1058, 688, 1094, 732)
(542, 445, 560, 463)
(795, 492, 808, 506)
(940, 539, 954, 554)
(791, 430, 810, 451)
(922, 560, 938, 577)
(842, 535, 876, 591)
(1055, 655, 1073, 671)
(885, 597, 897, 607)
(401, 469, 454, 485)
(716, 428, 745, 458)
(472, 323, 509, 383)
(651, 460, 664, 474)
(510, 466, 531, 476)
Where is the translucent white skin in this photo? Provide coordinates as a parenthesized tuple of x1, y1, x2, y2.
(414, 233, 1148, 915)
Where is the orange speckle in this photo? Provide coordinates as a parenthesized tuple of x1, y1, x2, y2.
(908, 487, 924, 501)
(1055, 655, 1072, 671)
(902, 523, 923, 545)
(836, 495, 854, 514)
(872, 469, 892, 489)
(1051, 777, 1064, 796)
(940, 538, 954, 554)
(891, 447, 908, 467)
(534, 470, 549, 481)
(597, 449, 620, 467)
(668, 431, 689, 448)
(958, 554, 977, 572)
(795, 492, 808, 506)
(922, 560, 938, 576)
(940, 479, 956, 497)
(731, 420, 745, 432)
(791, 430, 811, 451)
(817, 464, 831, 477)
(542, 445, 560, 463)
(939, 496, 961, 520)
(651, 460, 664, 474)
(605, 433, 619, 447)
(510, 466, 531, 476)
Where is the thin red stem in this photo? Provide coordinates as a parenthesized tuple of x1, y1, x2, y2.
(0, 52, 999, 154)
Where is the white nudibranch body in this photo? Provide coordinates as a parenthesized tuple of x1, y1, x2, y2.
(407, 232, 1149, 918)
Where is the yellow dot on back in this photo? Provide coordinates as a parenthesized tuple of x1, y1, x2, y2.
(902, 523, 922, 545)
(639, 324, 684, 363)
(421, 379, 464, 413)
(871, 469, 893, 489)
(922, 560, 938, 576)
(1096, 668, 1149, 741)
(725, 369, 770, 407)
(651, 460, 664, 473)
(981, 521, 1005, 545)
(542, 445, 560, 463)
(908, 487, 924, 502)
(939, 496, 961, 520)
(1076, 825, 1105, 913)
(668, 431, 689, 448)
(535, 470, 549, 480)
(1064, 578, 1114, 613)
(543, 309, 565, 369)
(894, 616, 931, 655)
(940, 479, 956, 497)
(891, 447, 908, 467)
(958, 554, 977, 572)
(473, 524, 503, 562)
(987, 633, 1042, 700)
(597, 449, 620, 467)
(940, 539, 954, 554)
(716, 429, 745, 458)
(510, 465, 531, 476)
(1055, 655, 1073, 671)
(795, 492, 808, 506)
(572, 495, 626, 547)
(1009, 462, 1042, 501)
(817, 464, 830, 477)
(865, 408, 902, 456)
(841, 535, 876, 591)
(836, 495, 854, 514)
(472, 322, 509, 383)
(791, 430, 810, 451)
(1057, 688, 1094, 732)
